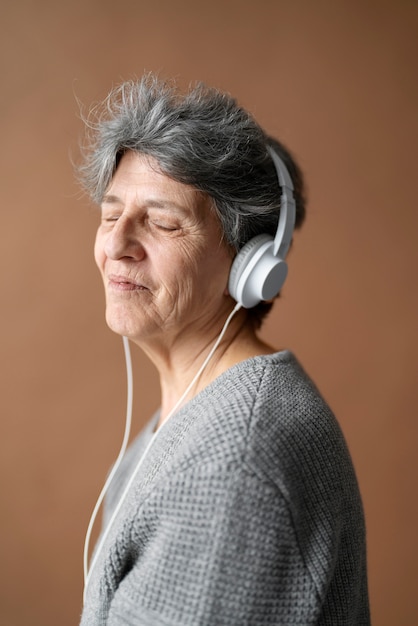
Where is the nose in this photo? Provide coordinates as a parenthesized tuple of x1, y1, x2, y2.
(103, 216, 145, 261)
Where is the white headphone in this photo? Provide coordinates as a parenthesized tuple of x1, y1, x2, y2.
(228, 146, 296, 308)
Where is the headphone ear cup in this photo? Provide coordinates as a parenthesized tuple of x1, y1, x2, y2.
(228, 234, 288, 308)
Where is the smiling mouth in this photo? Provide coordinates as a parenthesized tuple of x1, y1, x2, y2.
(108, 276, 148, 292)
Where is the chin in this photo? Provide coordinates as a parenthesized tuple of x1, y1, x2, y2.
(105, 308, 140, 339)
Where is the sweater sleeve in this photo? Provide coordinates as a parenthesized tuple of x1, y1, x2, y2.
(107, 459, 320, 626)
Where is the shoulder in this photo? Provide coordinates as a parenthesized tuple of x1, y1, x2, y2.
(238, 353, 356, 502)
(176, 351, 361, 517)
(192, 351, 342, 451)
(173, 352, 347, 478)
(243, 352, 350, 478)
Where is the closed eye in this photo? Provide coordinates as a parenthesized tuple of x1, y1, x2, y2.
(151, 222, 179, 232)
(100, 208, 121, 223)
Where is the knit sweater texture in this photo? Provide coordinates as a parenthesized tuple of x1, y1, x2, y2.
(80, 351, 370, 625)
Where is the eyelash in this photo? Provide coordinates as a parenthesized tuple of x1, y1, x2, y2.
(101, 215, 179, 232)
(152, 222, 178, 232)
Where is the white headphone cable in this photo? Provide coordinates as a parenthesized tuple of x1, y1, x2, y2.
(83, 302, 242, 603)
(83, 335, 133, 587)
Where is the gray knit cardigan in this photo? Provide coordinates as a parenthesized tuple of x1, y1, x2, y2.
(80, 351, 370, 625)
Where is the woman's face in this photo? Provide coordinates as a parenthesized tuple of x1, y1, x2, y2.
(94, 151, 234, 347)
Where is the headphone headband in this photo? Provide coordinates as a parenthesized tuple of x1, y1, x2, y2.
(266, 146, 296, 258)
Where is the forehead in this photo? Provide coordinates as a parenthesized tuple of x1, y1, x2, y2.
(104, 151, 209, 214)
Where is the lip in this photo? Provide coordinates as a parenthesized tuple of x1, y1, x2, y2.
(107, 274, 149, 291)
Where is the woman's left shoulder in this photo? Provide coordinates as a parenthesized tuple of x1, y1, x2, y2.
(245, 351, 337, 427)
(243, 351, 358, 492)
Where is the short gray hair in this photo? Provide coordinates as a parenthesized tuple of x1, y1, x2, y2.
(77, 73, 306, 325)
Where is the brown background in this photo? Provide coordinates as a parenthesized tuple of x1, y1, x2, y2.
(1, 1, 417, 624)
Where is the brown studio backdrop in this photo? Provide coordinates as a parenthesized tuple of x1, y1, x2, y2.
(0, 1, 417, 625)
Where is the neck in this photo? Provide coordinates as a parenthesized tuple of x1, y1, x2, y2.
(132, 304, 275, 426)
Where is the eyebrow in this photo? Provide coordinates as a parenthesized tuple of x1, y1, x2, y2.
(101, 194, 120, 204)
(101, 194, 189, 213)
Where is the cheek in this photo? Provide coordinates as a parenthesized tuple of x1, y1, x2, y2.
(184, 246, 232, 301)
(201, 244, 232, 285)
(154, 243, 203, 307)
(166, 238, 203, 276)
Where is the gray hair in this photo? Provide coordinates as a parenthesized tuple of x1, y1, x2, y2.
(77, 74, 306, 325)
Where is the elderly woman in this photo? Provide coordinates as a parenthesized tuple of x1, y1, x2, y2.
(78, 75, 370, 625)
